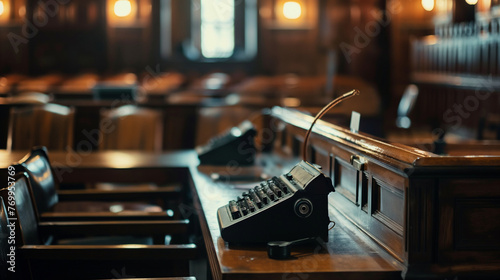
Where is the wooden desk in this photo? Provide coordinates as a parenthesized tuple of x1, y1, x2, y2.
(0, 150, 199, 185)
(1, 149, 405, 279)
(189, 161, 404, 280)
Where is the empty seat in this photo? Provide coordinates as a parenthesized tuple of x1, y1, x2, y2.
(7, 103, 74, 151)
(99, 105, 163, 151)
(96, 106, 183, 213)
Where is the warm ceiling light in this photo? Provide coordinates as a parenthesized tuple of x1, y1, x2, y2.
(421, 0, 434, 11)
(114, 0, 131, 17)
(283, 1, 301, 19)
(465, 0, 478, 5)
(0, 1, 5, 16)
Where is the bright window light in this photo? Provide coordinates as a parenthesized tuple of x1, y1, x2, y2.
(114, 0, 131, 17)
(200, 0, 235, 58)
(465, 0, 478, 5)
(0, 1, 4, 16)
(421, 0, 434, 11)
(283, 1, 301, 19)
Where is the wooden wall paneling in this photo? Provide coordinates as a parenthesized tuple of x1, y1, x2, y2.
(0, 26, 29, 73)
(372, 178, 404, 233)
(438, 178, 500, 263)
(310, 140, 333, 179)
(356, 159, 407, 261)
(258, 0, 320, 75)
(335, 156, 358, 205)
(106, 0, 153, 73)
(313, 123, 409, 261)
(402, 178, 440, 279)
(404, 177, 437, 268)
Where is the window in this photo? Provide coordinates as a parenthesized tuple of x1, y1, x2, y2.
(200, 0, 235, 58)
(185, 0, 258, 61)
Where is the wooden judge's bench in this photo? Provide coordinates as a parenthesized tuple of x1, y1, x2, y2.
(190, 107, 500, 280)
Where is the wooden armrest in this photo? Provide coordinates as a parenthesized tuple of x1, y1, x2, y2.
(40, 211, 177, 222)
(57, 185, 181, 202)
(19, 244, 198, 260)
(38, 219, 189, 237)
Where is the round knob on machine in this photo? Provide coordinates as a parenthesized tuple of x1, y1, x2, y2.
(294, 198, 313, 218)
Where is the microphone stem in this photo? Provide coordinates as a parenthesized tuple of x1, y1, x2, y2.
(302, 89, 360, 161)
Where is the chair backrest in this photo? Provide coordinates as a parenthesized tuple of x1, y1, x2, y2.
(0, 173, 42, 246)
(14, 147, 58, 214)
(0, 196, 9, 279)
(396, 84, 419, 129)
(7, 103, 74, 151)
(7, 92, 51, 105)
(99, 105, 163, 151)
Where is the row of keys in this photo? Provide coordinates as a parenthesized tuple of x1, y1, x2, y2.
(229, 177, 290, 220)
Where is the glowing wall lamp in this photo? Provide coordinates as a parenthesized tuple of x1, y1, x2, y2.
(422, 0, 435, 11)
(465, 0, 478, 5)
(0, 0, 26, 25)
(283, 1, 301, 19)
(114, 0, 132, 17)
(273, 0, 308, 29)
(0, 0, 10, 23)
(107, 0, 138, 26)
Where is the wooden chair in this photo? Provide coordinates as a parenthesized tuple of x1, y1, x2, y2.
(7, 103, 74, 151)
(14, 147, 183, 222)
(99, 105, 163, 152)
(96, 106, 185, 217)
(0, 175, 197, 279)
(96, 105, 184, 203)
